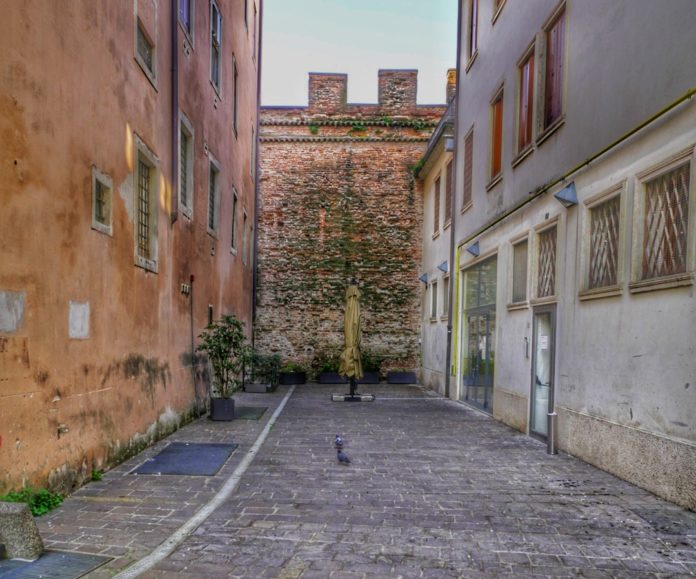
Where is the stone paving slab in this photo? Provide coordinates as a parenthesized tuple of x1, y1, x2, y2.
(36, 385, 696, 578)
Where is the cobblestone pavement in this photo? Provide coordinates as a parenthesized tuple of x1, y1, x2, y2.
(38, 384, 696, 578)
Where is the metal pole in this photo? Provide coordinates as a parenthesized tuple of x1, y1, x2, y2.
(547, 412, 558, 455)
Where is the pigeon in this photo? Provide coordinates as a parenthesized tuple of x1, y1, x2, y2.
(334, 434, 344, 448)
(337, 449, 351, 464)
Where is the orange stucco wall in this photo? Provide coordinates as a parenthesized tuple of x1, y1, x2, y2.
(0, 0, 260, 493)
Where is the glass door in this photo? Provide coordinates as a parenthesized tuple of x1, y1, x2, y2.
(530, 305, 555, 438)
(463, 307, 495, 412)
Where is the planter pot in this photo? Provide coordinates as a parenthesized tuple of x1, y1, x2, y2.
(387, 371, 418, 384)
(279, 372, 306, 385)
(319, 372, 347, 384)
(244, 382, 277, 393)
(210, 398, 235, 421)
(358, 371, 380, 384)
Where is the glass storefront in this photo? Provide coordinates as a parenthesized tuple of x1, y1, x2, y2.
(460, 256, 497, 412)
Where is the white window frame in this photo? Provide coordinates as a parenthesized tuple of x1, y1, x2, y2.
(629, 145, 695, 293)
(578, 181, 627, 300)
(179, 112, 195, 219)
(133, 134, 160, 273)
(91, 166, 113, 236)
(207, 153, 221, 237)
(507, 232, 530, 309)
(135, 17, 157, 88)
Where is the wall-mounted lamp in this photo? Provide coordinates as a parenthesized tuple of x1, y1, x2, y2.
(444, 137, 455, 152)
(437, 261, 449, 273)
(466, 241, 480, 257)
(419, 273, 429, 284)
(553, 182, 578, 208)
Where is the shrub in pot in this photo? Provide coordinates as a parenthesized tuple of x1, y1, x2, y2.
(245, 352, 281, 393)
(197, 315, 249, 420)
(359, 349, 382, 384)
(279, 361, 307, 385)
(318, 354, 346, 384)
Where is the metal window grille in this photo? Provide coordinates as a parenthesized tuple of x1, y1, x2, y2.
(208, 166, 217, 231)
(180, 130, 189, 208)
(537, 226, 556, 298)
(642, 163, 690, 279)
(512, 240, 528, 302)
(137, 159, 151, 259)
(589, 195, 620, 289)
(137, 21, 153, 73)
(95, 179, 106, 225)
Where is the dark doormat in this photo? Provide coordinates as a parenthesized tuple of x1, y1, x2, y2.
(130, 442, 238, 476)
(235, 406, 267, 420)
(0, 550, 111, 578)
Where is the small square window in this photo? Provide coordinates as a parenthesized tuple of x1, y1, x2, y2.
(91, 167, 113, 236)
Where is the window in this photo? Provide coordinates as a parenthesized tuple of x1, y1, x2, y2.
(242, 211, 248, 265)
(490, 87, 504, 184)
(134, 135, 159, 272)
(179, 114, 194, 218)
(467, 0, 478, 65)
(536, 226, 557, 298)
(430, 280, 438, 319)
(543, 6, 565, 131)
(208, 156, 220, 235)
(641, 162, 691, 281)
(244, 0, 248, 27)
(445, 160, 453, 224)
(232, 56, 239, 136)
(230, 189, 238, 251)
(91, 167, 113, 236)
(179, 0, 193, 38)
(517, 46, 535, 153)
(433, 176, 441, 234)
(136, 18, 156, 84)
(511, 239, 528, 303)
(589, 196, 621, 289)
(250, 124, 256, 178)
(210, 0, 222, 92)
(462, 128, 474, 209)
(442, 275, 450, 317)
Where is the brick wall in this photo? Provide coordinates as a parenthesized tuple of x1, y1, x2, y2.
(256, 71, 445, 375)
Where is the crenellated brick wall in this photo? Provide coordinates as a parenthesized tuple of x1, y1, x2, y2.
(256, 70, 446, 375)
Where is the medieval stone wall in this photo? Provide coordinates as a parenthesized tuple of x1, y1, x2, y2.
(256, 71, 445, 375)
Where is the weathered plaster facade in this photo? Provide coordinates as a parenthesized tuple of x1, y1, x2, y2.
(256, 71, 445, 373)
(0, 0, 261, 493)
(448, 0, 696, 508)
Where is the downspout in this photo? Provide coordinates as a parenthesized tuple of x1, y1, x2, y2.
(252, 0, 264, 345)
(443, 0, 463, 399)
(170, 0, 179, 223)
(457, 85, 696, 251)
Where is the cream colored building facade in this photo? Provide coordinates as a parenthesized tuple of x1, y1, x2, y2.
(447, 0, 696, 509)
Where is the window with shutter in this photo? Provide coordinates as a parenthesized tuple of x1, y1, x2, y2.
(445, 160, 453, 224)
(490, 89, 504, 181)
(518, 49, 535, 152)
(544, 10, 565, 129)
(462, 129, 474, 208)
(433, 176, 441, 234)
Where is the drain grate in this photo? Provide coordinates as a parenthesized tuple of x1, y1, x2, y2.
(131, 442, 238, 476)
(0, 550, 110, 578)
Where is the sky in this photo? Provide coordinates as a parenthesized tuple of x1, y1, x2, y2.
(261, 0, 459, 106)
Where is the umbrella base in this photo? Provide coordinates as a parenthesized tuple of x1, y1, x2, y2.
(331, 393, 375, 402)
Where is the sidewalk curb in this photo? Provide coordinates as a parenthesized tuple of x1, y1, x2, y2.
(113, 385, 296, 578)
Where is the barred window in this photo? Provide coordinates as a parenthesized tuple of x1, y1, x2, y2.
(137, 158, 152, 260)
(512, 239, 528, 303)
(642, 163, 690, 280)
(133, 136, 159, 272)
(136, 19, 155, 80)
(589, 195, 620, 289)
(537, 226, 556, 298)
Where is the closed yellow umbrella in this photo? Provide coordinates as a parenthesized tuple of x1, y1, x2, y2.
(339, 285, 363, 395)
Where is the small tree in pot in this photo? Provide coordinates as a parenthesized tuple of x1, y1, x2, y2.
(197, 315, 249, 420)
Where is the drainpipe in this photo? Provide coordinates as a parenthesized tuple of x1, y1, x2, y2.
(443, 0, 463, 399)
(170, 0, 179, 223)
(252, 0, 264, 345)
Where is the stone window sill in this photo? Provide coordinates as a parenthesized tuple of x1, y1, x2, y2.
(507, 300, 529, 311)
(486, 173, 503, 192)
(578, 285, 623, 301)
(135, 255, 158, 274)
(432, 230, 440, 240)
(461, 200, 473, 214)
(629, 272, 694, 294)
(512, 144, 534, 169)
(465, 50, 478, 73)
(536, 115, 565, 147)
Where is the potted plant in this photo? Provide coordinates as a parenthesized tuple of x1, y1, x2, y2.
(244, 352, 281, 393)
(359, 349, 381, 384)
(197, 314, 249, 420)
(279, 361, 307, 385)
(318, 357, 347, 384)
(387, 367, 418, 384)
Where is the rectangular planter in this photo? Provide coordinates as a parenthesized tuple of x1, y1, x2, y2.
(319, 372, 347, 384)
(387, 371, 418, 384)
(244, 383, 277, 393)
(279, 372, 306, 385)
(358, 371, 380, 384)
